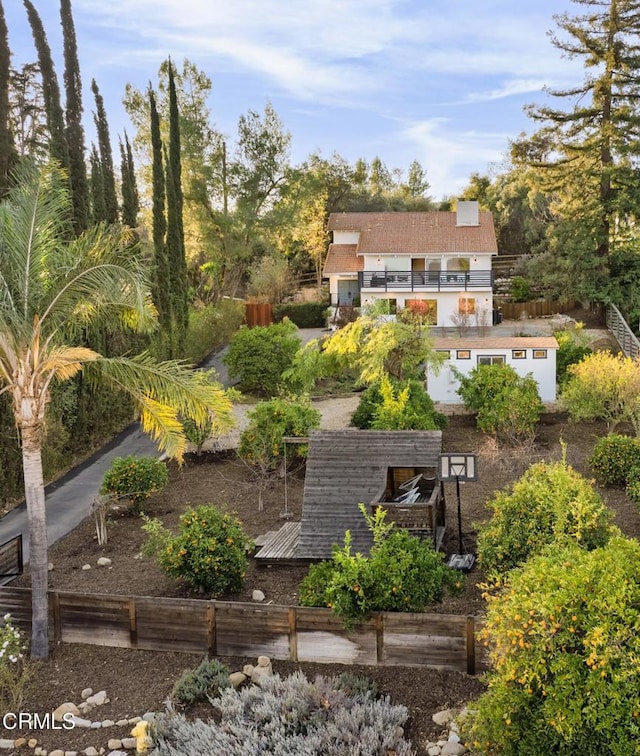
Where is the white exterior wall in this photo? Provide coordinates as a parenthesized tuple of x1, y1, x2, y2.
(333, 230, 360, 244)
(426, 347, 557, 403)
(360, 290, 493, 327)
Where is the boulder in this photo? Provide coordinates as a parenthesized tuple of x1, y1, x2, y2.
(229, 672, 247, 689)
(81, 688, 93, 700)
(432, 708, 454, 727)
(53, 703, 80, 721)
(97, 557, 112, 567)
(252, 589, 265, 602)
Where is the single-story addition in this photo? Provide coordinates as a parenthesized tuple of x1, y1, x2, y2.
(426, 336, 559, 404)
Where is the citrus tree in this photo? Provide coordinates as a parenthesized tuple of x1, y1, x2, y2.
(0, 161, 234, 658)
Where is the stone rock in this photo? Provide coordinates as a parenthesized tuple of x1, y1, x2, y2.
(257, 655, 271, 668)
(83, 748, 99, 756)
(14, 740, 26, 749)
(441, 743, 467, 756)
(142, 712, 156, 722)
(102, 719, 115, 727)
(116, 719, 129, 727)
(121, 738, 137, 750)
(82, 564, 91, 570)
(86, 690, 108, 706)
(28, 740, 38, 749)
(90, 720, 102, 728)
(81, 688, 93, 700)
(78, 702, 92, 715)
(229, 671, 247, 689)
(128, 717, 142, 725)
(65, 752, 79, 756)
(70, 716, 92, 728)
(448, 731, 461, 743)
(48, 562, 54, 571)
(49, 750, 65, 756)
(252, 589, 265, 602)
(428, 747, 441, 756)
(0, 742, 14, 751)
(54, 702, 81, 721)
(34, 749, 45, 756)
(106, 752, 127, 756)
(432, 708, 454, 727)
(242, 664, 254, 677)
(107, 740, 122, 751)
(97, 557, 112, 567)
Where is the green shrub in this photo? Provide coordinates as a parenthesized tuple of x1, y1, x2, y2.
(238, 396, 321, 473)
(0, 614, 29, 711)
(300, 506, 463, 626)
(273, 302, 328, 328)
(182, 416, 213, 455)
(554, 329, 592, 386)
(171, 657, 230, 706)
(184, 299, 244, 364)
(224, 320, 301, 396)
(510, 275, 532, 302)
(351, 378, 446, 431)
(456, 363, 543, 442)
(465, 538, 640, 755)
(143, 505, 251, 596)
(588, 434, 640, 486)
(100, 455, 169, 513)
(626, 476, 640, 508)
(477, 457, 615, 577)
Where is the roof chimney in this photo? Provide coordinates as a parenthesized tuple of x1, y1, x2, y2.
(456, 200, 479, 226)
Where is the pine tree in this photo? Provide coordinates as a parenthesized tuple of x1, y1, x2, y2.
(166, 61, 188, 355)
(91, 78, 118, 224)
(23, 0, 69, 170)
(119, 131, 139, 229)
(60, 0, 89, 232)
(149, 86, 172, 344)
(0, 0, 16, 198)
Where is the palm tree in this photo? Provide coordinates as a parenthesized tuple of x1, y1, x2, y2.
(0, 161, 234, 658)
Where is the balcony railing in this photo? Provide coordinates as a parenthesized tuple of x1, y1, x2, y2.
(359, 270, 493, 292)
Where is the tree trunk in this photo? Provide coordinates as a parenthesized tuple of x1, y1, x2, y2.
(21, 439, 49, 659)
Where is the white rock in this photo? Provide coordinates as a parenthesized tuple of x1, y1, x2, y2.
(81, 688, 93, 700)
(49, 750, 65, 756)
(242, 664, 254, 677)
(64, 752, 79, 756)
(448, 731, 461, 743)
(432, 708, 454, 727)
(441, 743, 467, 756)
(106, 752, 127, 756)
(28, 740, 38, 749)
(128, 717, 142, 725)
(78, 702, 92, 715)
(97, 557, 112, 567)
(256, 655, 271, 668)
(83, 748, 99, 756)
(428, 747, 441, 756)
(251, 666, 273, 685)
(87, 690, 108, 706)
(90, 721, 102, 728)
(69, 716, 92, 728)
(107, 741, 122, 751)
(82, 564, 91, 570)
(101, 719, 115, 727)
(252, 589, 265, 602)
(115, 720, 129, 727)
(229, 672, 247, 689)
(48, 562, 54, 571)
(54, 702, 80, 721)
(121, 738, 137, 750)
(0, 742, 15, 751)
(142, 712, 156, 722)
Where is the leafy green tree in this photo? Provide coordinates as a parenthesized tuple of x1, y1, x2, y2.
(8, 62, 48, 161)
(351, 377, 446, 431)
(60, 0, 89, 233)
(90, 79, 118, 224)
(477, 457, 615, 577)
(456, 363, 544, 442)
(224, 320, 301, 396)
(466, 537, 640, 755)
(100, 455, 169, 513)
(0, 161, 234, 658)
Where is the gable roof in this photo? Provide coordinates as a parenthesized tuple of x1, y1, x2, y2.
(323, 244, 362, 276)
(327, 211, 498, 255)
(297, 429, 442, 560)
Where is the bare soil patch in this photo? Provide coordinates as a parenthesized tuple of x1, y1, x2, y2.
(7, 414, 640, 755)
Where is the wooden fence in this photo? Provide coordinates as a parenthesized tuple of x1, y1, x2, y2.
(245, 302, 273, 327)
(0, 535, 23, 586)
(496, 299, 576, 320)
(0, 587, 487, 674)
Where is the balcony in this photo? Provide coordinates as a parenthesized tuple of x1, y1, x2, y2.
(359, 270, 493, 292)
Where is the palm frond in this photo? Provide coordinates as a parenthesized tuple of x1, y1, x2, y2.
(39, 345, 100, 382)
(137, 396, 187, 460)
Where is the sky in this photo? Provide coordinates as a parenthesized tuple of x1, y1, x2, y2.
(5, 0, 582, 200)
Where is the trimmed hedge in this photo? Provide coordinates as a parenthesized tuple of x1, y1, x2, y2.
(273, 302, 328, 328)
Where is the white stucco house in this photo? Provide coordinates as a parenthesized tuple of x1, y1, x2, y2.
(323, 201, 497, 328)
(426, 336, 559, 403)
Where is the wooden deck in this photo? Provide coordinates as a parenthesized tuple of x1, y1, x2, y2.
(254, 522, 302, 564)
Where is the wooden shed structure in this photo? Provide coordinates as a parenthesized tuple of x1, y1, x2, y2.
(255, 429, 445, 564)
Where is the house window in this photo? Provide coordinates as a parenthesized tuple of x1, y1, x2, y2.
(512, 350, 526, 359)
(458, 297, 476, 315)
(405, 299, 437, 324)
(456, 350, 471, 360)
(533, 349, 548, 359)
(477, 355, 505, 366)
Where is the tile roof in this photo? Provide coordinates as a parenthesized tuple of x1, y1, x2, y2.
(327, 211, 498, 255)
(433, 336, 559, 349)
(323, 244, 363, 276)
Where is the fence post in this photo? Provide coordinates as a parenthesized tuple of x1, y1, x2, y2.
(466, 616, 475, 675)
(289, 607, 298, 662)
(375, 614, 384, 664)
(51, 591, 61, 643)
(128, 598, 137, 648)
(207, 602, 216, 657)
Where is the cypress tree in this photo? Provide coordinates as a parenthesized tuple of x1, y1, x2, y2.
(119, 131, 139, 229)
(90, 78, 118, 224)
(60, 0, 89, 233)
(23, 0, 69, 170)
(166, 61, 188, 354)
(0, 1, 17, 198)
(89, 143, 106, 223)
(149, 86, 172, 344)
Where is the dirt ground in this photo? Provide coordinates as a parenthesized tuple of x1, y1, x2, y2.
(7, 410, 640, 755)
